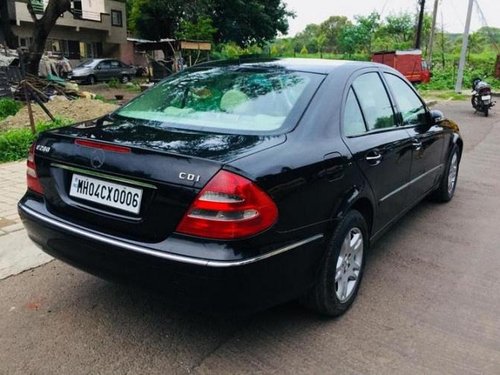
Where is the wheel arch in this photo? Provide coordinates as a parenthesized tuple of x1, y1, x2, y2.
(349, 197, 374, 238)
(332, 188, 375, 240)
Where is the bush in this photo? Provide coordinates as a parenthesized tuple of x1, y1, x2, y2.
(0, 118, 72, 163)
(419, 53, 500, 91)
(108, 78, 120, 88)
(0, 99, 22, 120)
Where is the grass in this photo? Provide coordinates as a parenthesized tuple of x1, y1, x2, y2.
(93, 94, 118, 104)
(0, 99, 22, 121)
(0, 118, 73, 163)
(419, 90, 469, 102)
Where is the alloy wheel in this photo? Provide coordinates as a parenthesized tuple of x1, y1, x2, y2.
(448, 152, 458, 195)
(335, 227, 363, 303)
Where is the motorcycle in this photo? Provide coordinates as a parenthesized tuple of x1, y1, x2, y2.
(471, 78, 495, 117)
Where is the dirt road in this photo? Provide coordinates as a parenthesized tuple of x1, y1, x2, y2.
(1, 101, 499, 374)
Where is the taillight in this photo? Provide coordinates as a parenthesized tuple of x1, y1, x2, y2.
(27, 142, 44, 195)
(176, 170, 278, 240)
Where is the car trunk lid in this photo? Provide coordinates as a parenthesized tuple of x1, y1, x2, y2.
(33, 117, 285, 242)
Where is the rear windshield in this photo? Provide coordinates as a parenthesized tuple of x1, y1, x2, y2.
(115, 66, 322, 134)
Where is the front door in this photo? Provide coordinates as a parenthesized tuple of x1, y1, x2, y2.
(383, 73, 445, 202)
(342, 72, 413, 234)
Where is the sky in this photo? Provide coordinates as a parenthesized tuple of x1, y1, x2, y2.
(283, 0, 500, 36)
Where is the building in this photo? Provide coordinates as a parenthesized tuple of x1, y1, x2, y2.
(6, 0, 127, 62)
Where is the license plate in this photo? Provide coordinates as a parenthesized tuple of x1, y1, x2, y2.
(69, 174, 143, 214)
(482, 95, 491, 100)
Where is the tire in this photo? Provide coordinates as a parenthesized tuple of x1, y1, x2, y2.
(485, 108, 489, 117)
(88, 75, 96, 85)
(431, 145, 460, 202)
(302, 210, 368, 317)
(120, 75, 130, 84)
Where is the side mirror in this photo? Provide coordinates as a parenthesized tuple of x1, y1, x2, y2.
(429, 109, 444, 125)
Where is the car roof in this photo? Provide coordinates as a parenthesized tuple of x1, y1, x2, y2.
(196, 58, 384, 75)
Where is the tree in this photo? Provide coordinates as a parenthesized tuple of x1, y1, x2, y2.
(339, 24, 362, 56)
(315, 33, 326, 58)
(129, 0, 293, 47)
(208, 0, 293, 46)
(319, 16, 351, 53)
(293, 24, 321, 53)
(467, 32, 487, 59)
(353, 12, 380, 54)
(1, 0, 72, 74)
(383, 13, 414, 44)
(25, 0, 72, 74)
(176, 16, 217, 42)
(129, 0, 186, 41)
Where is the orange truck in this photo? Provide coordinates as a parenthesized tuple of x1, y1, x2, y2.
(372, 50, 431, 84)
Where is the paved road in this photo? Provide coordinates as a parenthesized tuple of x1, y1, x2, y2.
(1, 101, 500, 374)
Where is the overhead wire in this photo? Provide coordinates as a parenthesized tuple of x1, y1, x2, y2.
(473, 0, 500, 52)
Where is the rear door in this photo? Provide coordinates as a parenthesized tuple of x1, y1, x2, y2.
(342, 71, 413, 234)
(383, 72, 445, 203)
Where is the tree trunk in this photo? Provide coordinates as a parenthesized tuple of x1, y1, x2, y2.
(25, 0, 71, 75)
(0, 0, 18, 48)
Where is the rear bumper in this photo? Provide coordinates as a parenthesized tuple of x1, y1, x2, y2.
(18, 200, 325, 312)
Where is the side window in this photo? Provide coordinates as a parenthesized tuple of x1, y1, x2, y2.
(352, 72, 396, 131)
(343, 89, 367, 136)
(98, 61, 111, 70)
(384, 73, 426, 126)
(110, 60, 120, 68)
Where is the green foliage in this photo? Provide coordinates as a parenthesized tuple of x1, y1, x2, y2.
(107, 78, 120, 88)
(340, 12, 380, 54)
(176, 16, 217, 42)
(127, 0, 292, 47)
(319, 16, 351, 53)
(212, 42, 263, 59)
(315, 33, 327, 57)
(271, 10, 436, 57)
(418, 53, 500, 91)
(300, 45, 309, 55)
(0, 118, 72, 163)
(0, 99, 22, 121)
(294, 24, 322, 53)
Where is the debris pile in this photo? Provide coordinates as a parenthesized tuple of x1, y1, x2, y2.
(0, 96, 118, 130)
(13, 74, 81, 102)
(1, 46, 119, 131)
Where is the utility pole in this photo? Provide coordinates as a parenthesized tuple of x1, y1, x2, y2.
(455, 0, 474, 93)
(427, 0, 439, 66)
(415, 0, 426, 49)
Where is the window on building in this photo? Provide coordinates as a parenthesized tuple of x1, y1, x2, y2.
(19, 38, 33, 48)
(111, 10, 123, 27)
(73, 0, 82, 19)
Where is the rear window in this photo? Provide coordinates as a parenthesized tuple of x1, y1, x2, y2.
(115, 66, 322, 134)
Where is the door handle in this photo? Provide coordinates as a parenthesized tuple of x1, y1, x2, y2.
(365, 151, 382, 165)
(412, 140, 423, 151)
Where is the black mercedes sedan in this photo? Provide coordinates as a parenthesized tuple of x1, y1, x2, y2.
(19, 59, 462, 316)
